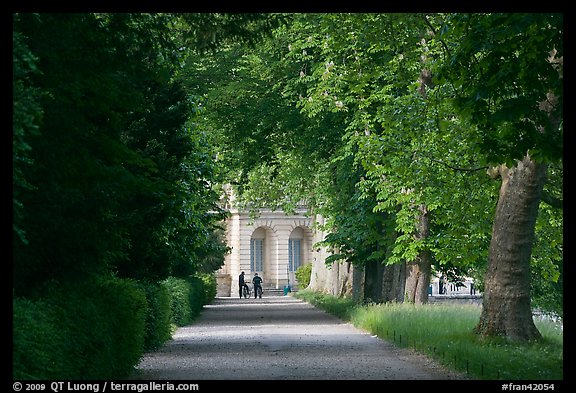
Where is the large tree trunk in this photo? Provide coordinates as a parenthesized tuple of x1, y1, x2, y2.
(353, 259, 406, 304)
(475, 154, 546, 341)
(352, 264, 365, 303)
(380, 230, 406, 303)
(364, 259, 384, 303)
(382, 261, 406, 303)
(336, 260, 353, 297)
(404, 205, 431, 304)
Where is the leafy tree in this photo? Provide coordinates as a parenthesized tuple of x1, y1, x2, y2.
(13, 21, 43, 246)
(264, 13, 498, 304)
(12, 12, 298, 379)
(12, 13, 229, 295)
(14, 13, 145, 292)
(269, 13, 562, 340)
(434, 13, 563, 341)
(177, 13, 562, 340)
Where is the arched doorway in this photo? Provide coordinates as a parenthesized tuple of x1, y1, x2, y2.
(250, 227, 266, 275)
(249, 226, 276, 287)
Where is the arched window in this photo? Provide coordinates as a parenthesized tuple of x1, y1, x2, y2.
(289, 227, 304, 272)
(288, 239, 301, 272)
(250, 239, 263, 271)
(250, 228, 265, 272)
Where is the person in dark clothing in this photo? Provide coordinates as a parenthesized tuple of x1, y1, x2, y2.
(239, 271, 249, 298)
(439, 275, 445, 295)
(252, 273, 263, 298)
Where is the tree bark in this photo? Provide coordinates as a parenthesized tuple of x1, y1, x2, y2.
(352, 264, 365, 303)
(382, 261, 406, 303)
(364, 260, 385, 303)
(475, 153, 546, 341)
(404, 205, 432, 304)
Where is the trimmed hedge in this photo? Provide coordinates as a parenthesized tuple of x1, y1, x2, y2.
(13, 296, 68, 379)
(161, 275, 206, 327)
(13, 273, 217, 380)
(13, 277, 147, 379)
(139, 281, 173, 351)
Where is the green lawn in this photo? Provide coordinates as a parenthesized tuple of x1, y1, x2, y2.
(294, 290, 563, 380)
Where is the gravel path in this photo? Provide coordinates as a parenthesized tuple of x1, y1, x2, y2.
(128, 295, 469, 380)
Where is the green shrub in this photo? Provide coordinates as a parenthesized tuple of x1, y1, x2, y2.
(13, 277, 148, 380)
(161, 277, 192, 327)
(92, 277, 147, 378)
(186, 275, 205, 321)
(139, 281, 173, 350)
(197, 272, 217, 303)
(162, 274, 217, 327)
(295, 263, 312, 289)
(51, 277, 147, 379)
(13, 273, 216, 380)
(13, 297, 68, 379)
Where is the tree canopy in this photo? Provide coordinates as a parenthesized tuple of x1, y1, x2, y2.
(13, 12, 563, 338)
(12, 13, 281, 294)
(186, 13, 563, 328)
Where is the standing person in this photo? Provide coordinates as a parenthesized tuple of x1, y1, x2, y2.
(252, 273, 263, 299)
(239, 271, 249, 298)
(439, 275, 445, 295)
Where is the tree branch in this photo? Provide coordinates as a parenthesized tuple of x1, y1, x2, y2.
(540, 190, 563, 209)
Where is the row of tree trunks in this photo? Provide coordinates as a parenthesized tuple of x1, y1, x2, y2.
(310, 157, 545, 343)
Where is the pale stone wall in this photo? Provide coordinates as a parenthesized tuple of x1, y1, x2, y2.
(309, 256, 354, 297)
(216, 273, 232, 297)
(307, 214, 354, 297)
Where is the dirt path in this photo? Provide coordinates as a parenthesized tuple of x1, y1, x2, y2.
(128, 295, 470, 380)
